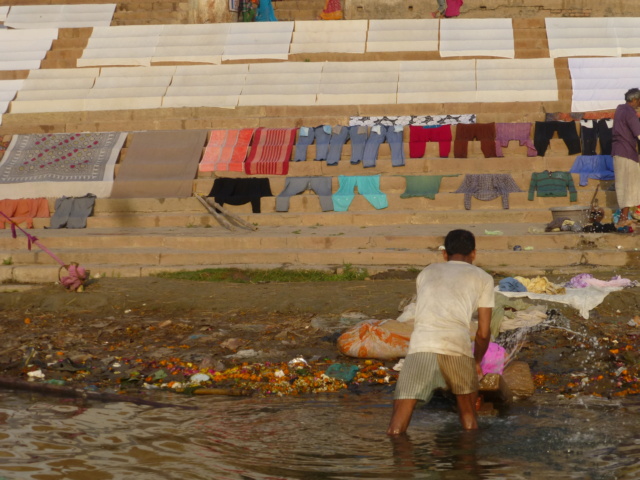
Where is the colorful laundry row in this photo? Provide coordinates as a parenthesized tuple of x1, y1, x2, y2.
(287, 120, 610, 163)
(0, 131, 611, 205)
(206, 171, 592, 213)
(207, 175, 388, 213)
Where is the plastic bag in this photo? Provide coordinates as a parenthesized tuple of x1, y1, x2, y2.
(337, 319, 413, 360)
(480, 342, 507, 375)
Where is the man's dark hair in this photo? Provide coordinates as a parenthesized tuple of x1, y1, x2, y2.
(625, 88, 640, 103)
(444, 229, 476, 256)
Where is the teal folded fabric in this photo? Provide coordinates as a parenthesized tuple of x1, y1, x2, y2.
(401, 175, 459, 200)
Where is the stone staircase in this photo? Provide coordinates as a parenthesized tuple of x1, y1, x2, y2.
(1, 2, 638, 283)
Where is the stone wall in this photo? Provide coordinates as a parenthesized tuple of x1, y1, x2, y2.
(343, 0, 640, 20)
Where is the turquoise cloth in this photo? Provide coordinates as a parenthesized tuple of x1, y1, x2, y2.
(325, 364, 359, 383)
(333, 175, 388, 211)
(256, 0, 277, 21)
(400, 175, 459, 200)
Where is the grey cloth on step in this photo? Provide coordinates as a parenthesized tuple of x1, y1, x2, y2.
(276, 177, 334, 212)
(49, 194, 97, 229)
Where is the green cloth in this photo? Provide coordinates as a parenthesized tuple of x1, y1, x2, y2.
(528, 171, 577, 202)
(401, 175, 459, 200)
(490, 293, 531, 338)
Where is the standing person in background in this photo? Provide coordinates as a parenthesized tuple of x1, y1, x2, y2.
(445, 0, 463, 17)
(238, 0, 258, 22)
(387, 229, 493, 434)
(319, 0, 343, 20)
(612, 88, 640, 228)
(432, 0, 447, 18)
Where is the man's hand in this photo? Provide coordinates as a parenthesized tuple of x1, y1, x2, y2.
(476, 361, 484, 380)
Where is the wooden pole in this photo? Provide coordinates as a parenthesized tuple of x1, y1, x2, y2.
(194, 194, 235, 231)
(205, 197, 258, 231)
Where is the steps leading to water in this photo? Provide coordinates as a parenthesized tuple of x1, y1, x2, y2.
(1, 224, 638, 283)
(0, 2, 637, 283)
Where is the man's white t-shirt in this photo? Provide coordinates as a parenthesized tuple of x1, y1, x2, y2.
(407, 260, 495, 358)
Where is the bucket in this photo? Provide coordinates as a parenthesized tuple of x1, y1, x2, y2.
(549, 206, 590, 225)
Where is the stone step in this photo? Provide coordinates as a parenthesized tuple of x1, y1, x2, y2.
(0, 102, 578, 135)
(1, 98, 578, 135)
(0, 248, 635, 284)
(3, 246, 631, 267)
(1, 226, 637, 252)
(3, 220, 637, 283)
(19, 208, 574, 229)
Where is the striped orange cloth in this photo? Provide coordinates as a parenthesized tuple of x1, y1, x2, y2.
(199, 129, 255, 173)
(244, 127, 296, 176)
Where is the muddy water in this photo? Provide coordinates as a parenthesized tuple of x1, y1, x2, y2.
(1, 391, 640, 480)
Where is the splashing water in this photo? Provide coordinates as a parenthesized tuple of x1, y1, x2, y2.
(497, 308, 601, 369)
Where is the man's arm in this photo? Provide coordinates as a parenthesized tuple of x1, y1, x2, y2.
(474, 307, 492, 376)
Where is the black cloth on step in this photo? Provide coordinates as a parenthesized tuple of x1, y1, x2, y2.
(207, 178, 272, 214)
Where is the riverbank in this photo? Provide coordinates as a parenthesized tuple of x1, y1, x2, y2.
(1, 273, 639, 401)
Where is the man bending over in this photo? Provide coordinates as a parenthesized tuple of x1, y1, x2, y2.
(387, 229, 494, 434)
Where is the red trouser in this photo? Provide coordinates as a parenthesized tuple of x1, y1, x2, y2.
(454, 123, 497, 158)
(409, 125, 452, 158)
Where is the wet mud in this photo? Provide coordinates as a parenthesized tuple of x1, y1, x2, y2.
(1, 273, 639, 400)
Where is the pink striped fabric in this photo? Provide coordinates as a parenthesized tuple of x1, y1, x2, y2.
(199, 129, 255, 173)
(244, 128, 296, 176)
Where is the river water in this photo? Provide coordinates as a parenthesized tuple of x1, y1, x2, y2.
(1, 390, 639, 480)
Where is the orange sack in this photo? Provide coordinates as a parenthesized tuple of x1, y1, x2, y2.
(337, 319, 413, 360)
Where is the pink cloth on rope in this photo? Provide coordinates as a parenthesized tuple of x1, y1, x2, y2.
(1, 211, 87, 291)
(60, 263, 87, 291)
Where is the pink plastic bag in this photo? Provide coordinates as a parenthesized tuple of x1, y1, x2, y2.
(479, 342, 506, 375)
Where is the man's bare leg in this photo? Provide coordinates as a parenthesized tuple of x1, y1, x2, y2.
(618, 207, 631, 227)
(387, 399, 418, 435)
(455, 393, 479, 430)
